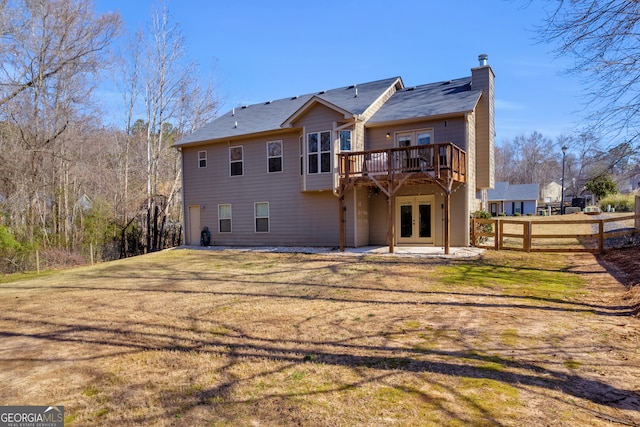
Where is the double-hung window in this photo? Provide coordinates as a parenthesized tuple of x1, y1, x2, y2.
(198, 150, 207, 168)
(218, 204, 231, 233)
(267, 140, 283, 173)
(230, 146, 243, 176)
(307, 131, 331, 174)
(255, 202, 269, 233)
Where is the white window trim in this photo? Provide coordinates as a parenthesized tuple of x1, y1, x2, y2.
(267, 140, 283, 173)
(394, 128, 434, 147)
(307, 130, 332, 174)
(218, 203, 232, 233)
(254, 201, 270, 233)
(198, 150, 207, 168)
(299, 135, 304, 176)
(229, 145, 243, 177)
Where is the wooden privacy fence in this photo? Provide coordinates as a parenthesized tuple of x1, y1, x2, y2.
(471, 213, 640, 253)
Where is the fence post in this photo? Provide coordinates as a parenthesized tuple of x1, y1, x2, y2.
(470, 218, 475, 246)
(494, 219, 499, 250)
(525, 221, 532, 253)
(598, 220, 605, 254)
(636, 196, 640, 230)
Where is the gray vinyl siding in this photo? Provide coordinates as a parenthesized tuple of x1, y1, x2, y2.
(353, 187, 370, 247)
(293, 103, 344, 192)
(182, 130, 341, 247)
(368, 193, 388, 245)
(366, 179, 469, 247)
(365, 117, 467, 151)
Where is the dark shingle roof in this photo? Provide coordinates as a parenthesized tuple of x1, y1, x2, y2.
(175, 77, 401, 146)
(367, 77, 481, 124)
(175, 74, 483, 147)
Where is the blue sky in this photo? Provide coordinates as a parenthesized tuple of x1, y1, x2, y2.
(95, 0, 583, 144)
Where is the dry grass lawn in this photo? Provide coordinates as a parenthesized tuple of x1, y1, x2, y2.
(0, 248, 639, 426)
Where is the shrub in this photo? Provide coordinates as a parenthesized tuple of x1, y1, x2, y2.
(0, 225, 31, 273)
(471, 210, 493, 245)
(0, 225, 21, 251)
(598, 193, 635, 212)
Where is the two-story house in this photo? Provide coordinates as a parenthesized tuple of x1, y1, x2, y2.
(174, 55, 495, 254)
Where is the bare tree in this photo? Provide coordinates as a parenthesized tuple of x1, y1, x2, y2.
(0, 0, 121, 243)
(536, 0, 640, 146)
(511, 131, 555, 185)
(115, 29, 144, 222)
(0, 0, 120, 108)
(111, 2, 218, 253)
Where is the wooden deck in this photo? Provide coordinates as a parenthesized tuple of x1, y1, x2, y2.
(337, 142, 466, 186)
(336, 143, 467, 255)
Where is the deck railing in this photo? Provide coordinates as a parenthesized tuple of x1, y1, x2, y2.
(338, 142, 466, 182)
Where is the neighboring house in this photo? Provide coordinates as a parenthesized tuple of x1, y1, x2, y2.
(541, 181, 562, 203)
(487, 182, 539, 216)
(174, 55, 495, 253)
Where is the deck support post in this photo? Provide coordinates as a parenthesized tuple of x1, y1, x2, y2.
(435, 177, 453, 255)
(389, 192, 395, 253)
(443, 191, 450, 255)
(339, 193, 345, 252)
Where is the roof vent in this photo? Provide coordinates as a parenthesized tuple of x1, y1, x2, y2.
(478, 53, 488, 67)
(442, 80, 451, 85)
(241, 105, 248, 109)
(347, 85, 355, 89)
(265, 100, 272, 105)
(291, 95, 299, 100)
(406, 86, 416, 91)
(319, 90, 326, 94)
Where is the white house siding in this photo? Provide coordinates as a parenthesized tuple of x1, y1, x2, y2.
(181, 129, 341, 247)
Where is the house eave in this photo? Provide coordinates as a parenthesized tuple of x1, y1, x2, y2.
(365, 111, 470, 128)
(174, 127, 301, 148)
(281, 96, 354, 128)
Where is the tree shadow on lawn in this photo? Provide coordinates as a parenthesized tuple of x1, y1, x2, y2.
(1, 308, 639, 417)
(10, 278, 635, 317)
(2, 251, 639, 424)
(61, 250, 639, 316)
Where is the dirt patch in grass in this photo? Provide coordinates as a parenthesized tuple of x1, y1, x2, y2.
(0, 249, 639, 426)
(599, 245, 640, 317)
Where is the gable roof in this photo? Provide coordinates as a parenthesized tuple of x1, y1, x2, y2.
(174, 74, 483, 147)
(174, 77, 402, 146)
(367, 77, 481, 124)
(488, 182, 539, 201)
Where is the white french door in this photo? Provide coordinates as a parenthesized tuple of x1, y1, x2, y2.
(396, 195, 435, 245)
